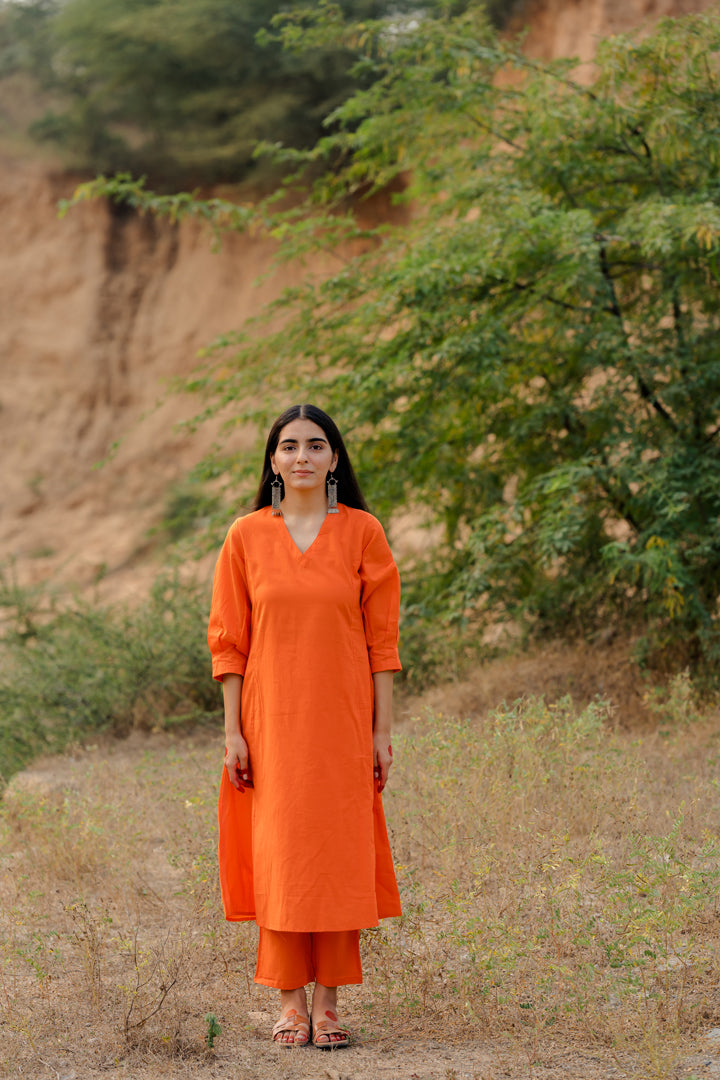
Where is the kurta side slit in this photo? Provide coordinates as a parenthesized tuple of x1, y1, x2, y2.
(209, 504, 402, 936)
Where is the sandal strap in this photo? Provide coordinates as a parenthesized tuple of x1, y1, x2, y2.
(272, 1009, 310, 1039)
(313, 1018, 350, 1040)
(313, 1019, 349, 1033)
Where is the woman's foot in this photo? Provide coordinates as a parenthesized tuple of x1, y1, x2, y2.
(311, 984, 350, 1049)
(272, 987, 310, 1046)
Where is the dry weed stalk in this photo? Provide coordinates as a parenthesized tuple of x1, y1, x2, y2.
(65, 898, 110, 1010)
(120, 927, 185, 1040)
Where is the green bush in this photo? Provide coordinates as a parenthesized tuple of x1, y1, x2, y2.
(151, 480, 222, 544)
(0, 568, 220, 786)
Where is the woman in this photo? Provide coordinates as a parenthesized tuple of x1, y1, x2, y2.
(208, 403, 402, 1049)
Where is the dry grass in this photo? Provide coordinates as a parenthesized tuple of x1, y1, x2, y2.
(1, 668, 720, 1079)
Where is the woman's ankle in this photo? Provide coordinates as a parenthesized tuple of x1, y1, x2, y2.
(279, 986, 308, 1016)
(311, 982, 338, 1017)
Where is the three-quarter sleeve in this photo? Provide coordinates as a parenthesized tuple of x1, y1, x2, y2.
(360, 520, 402, 673)
(208, 521, 252, 681)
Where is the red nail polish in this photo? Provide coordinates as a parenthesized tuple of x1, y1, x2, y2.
(388, 745, 393, 757)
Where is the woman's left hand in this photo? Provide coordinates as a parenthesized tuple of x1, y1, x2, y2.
(373, 732, 394, 794)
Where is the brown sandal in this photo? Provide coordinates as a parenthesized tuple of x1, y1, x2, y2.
(272, 1008, 310, 1046)
(312, 1009, 350, 1049)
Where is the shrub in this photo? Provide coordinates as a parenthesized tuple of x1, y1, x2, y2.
(0, 568, 220, 785)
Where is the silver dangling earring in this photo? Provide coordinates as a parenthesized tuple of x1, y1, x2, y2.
(271, 473, 282, 516)
(327, 472, 339, 513)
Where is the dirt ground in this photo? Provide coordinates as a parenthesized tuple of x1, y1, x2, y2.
(4, 652, 720, 1080)
(11, 1035, 689, 1080)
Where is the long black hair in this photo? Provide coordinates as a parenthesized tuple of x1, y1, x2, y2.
(253, 404, 370, 512)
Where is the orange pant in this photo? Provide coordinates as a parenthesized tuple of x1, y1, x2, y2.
(255, 928, 362, 989)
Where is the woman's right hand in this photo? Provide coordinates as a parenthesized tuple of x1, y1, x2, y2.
(224, 732, 253, 792)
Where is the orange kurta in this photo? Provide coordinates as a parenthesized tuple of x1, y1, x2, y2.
(208, 504, 402, 932)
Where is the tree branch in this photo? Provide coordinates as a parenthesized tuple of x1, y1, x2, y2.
(487, 276, 590, 314)
(464, 110, 524, 152)
(597, 242, 679, 432)
(550, 400, 643, 533)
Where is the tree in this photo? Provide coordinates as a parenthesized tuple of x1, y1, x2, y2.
(0, 0, 438, 185)
(0, 1, 57, 81)
(70, 7, 720, 678)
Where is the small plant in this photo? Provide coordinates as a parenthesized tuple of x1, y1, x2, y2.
(644, 670, 702, 728)
(204, 1012, 221, 1049)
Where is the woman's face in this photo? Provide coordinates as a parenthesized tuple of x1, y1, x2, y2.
(270, 418, 338, 496)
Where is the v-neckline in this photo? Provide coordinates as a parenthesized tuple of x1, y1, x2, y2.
(277, 506, 335, 557)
